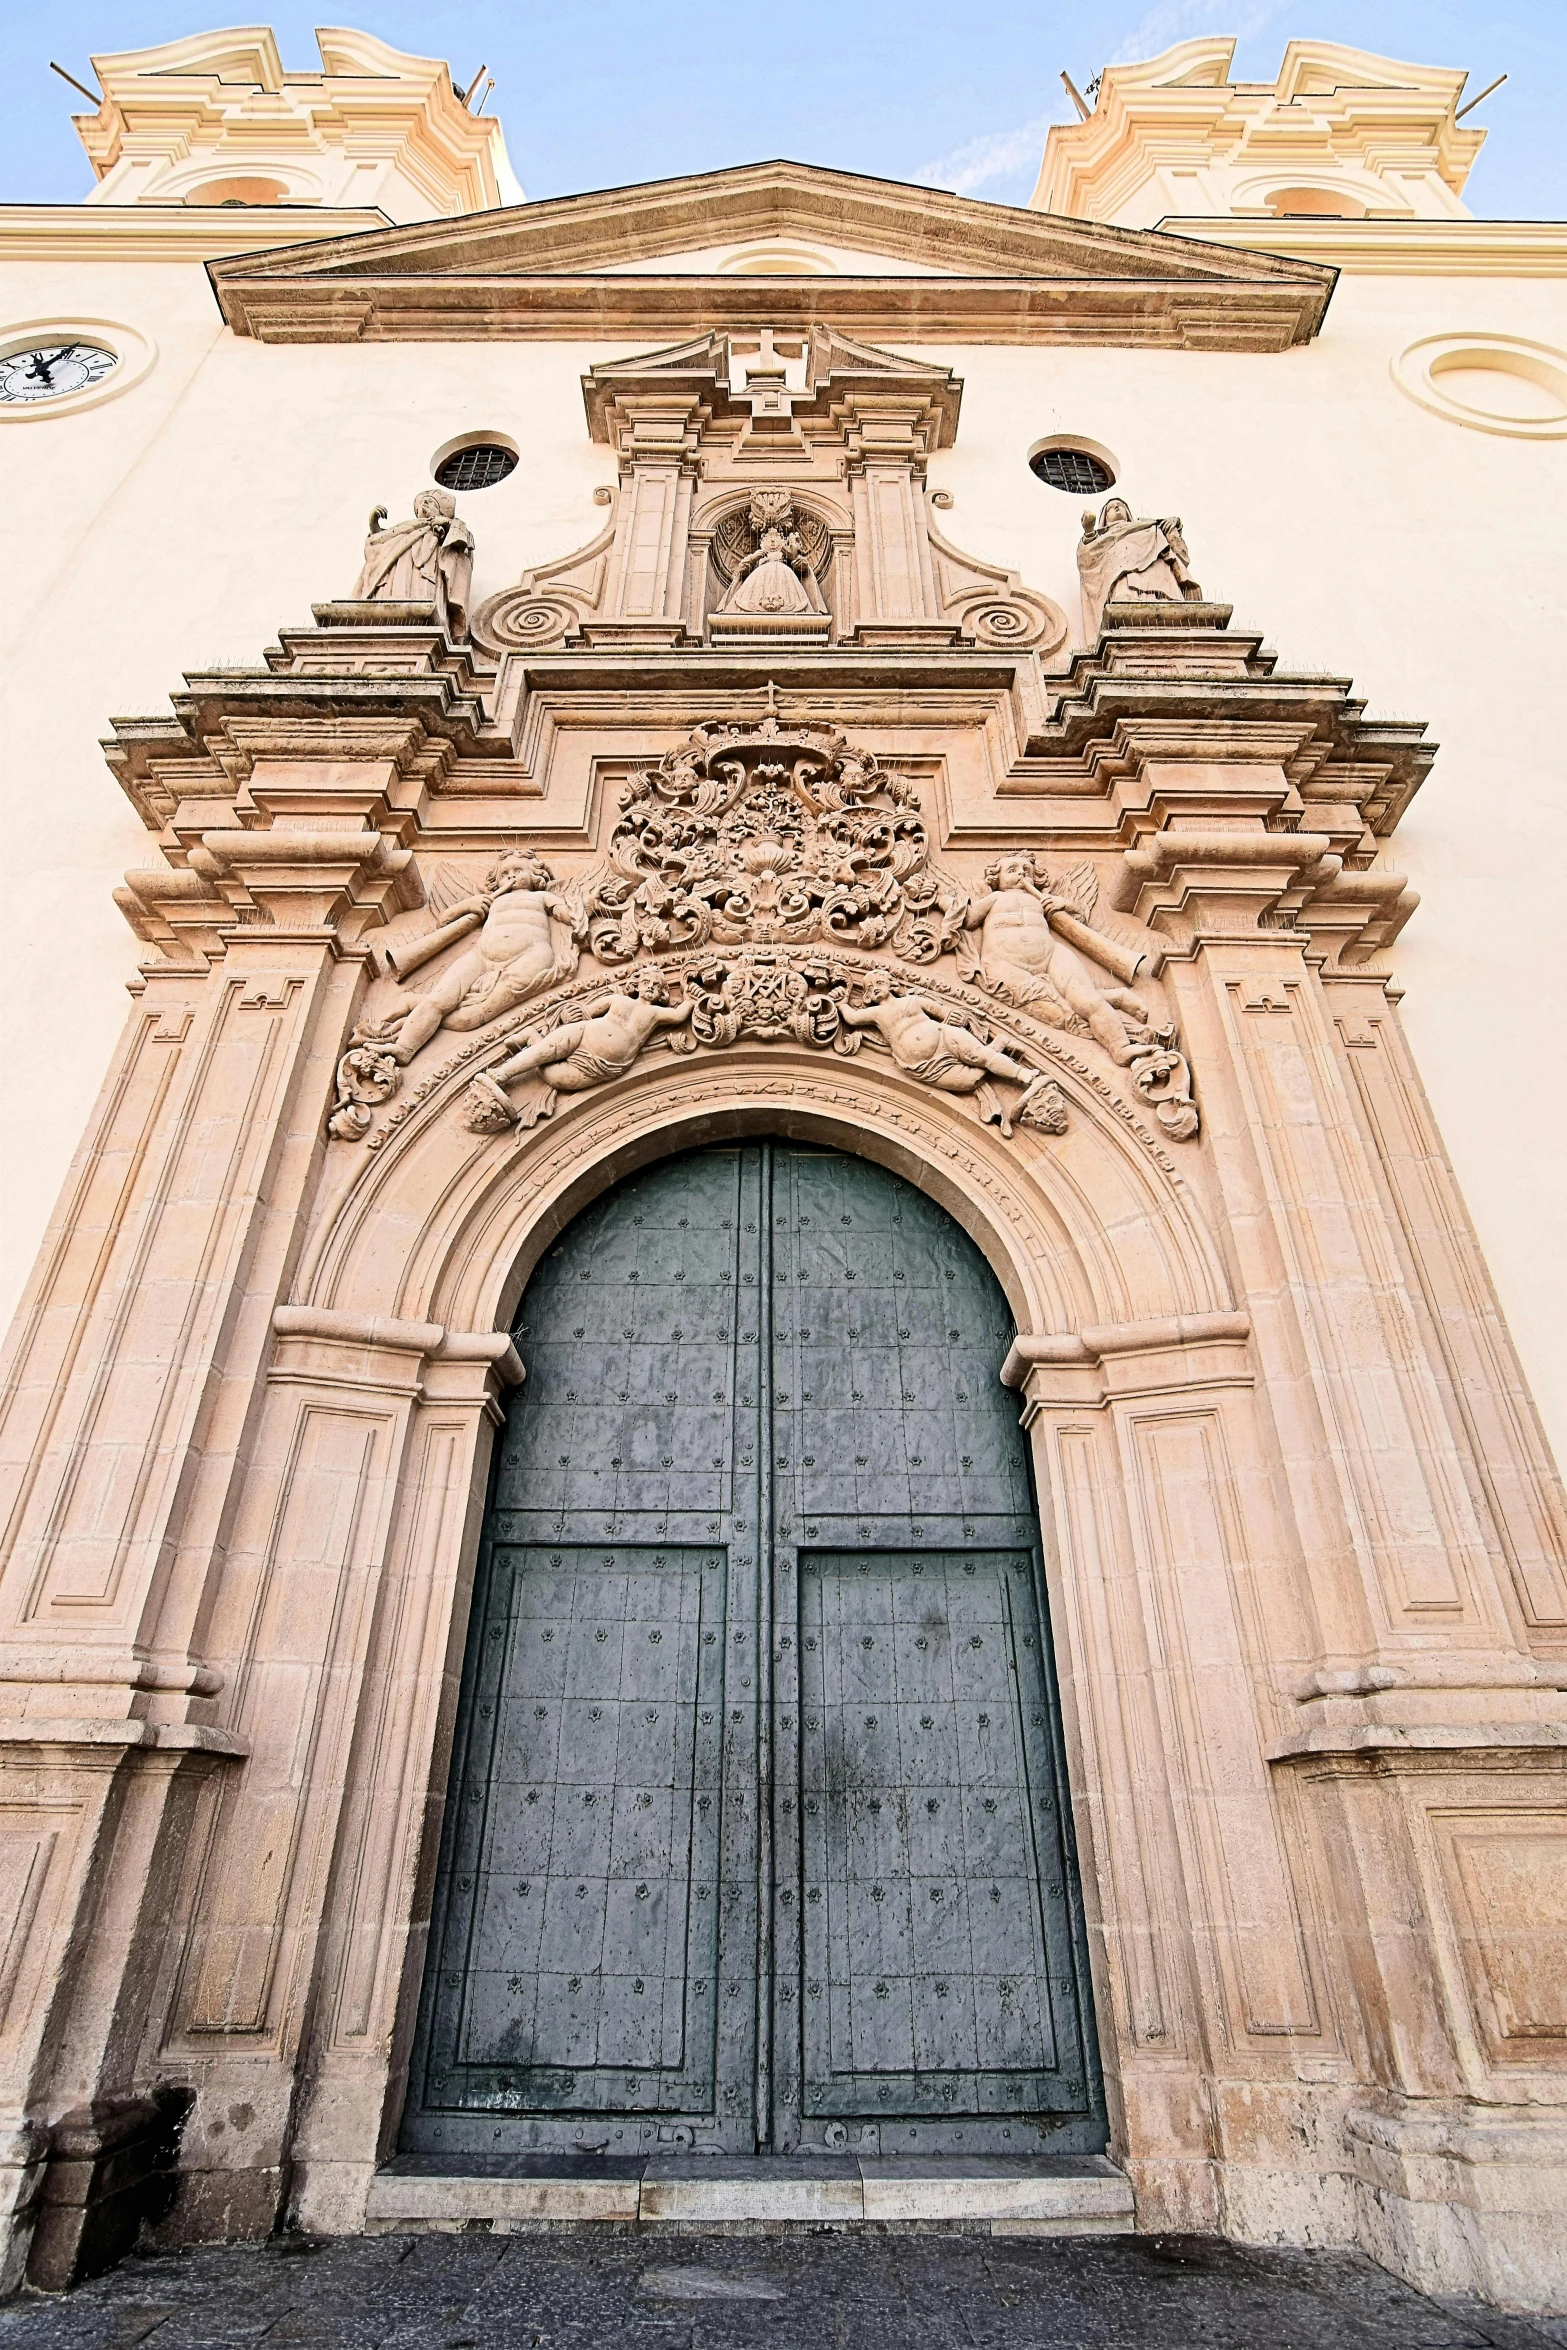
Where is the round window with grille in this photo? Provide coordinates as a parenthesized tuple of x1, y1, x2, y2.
(1029, 445, 1115, 496)
(434, 442, 518, 492)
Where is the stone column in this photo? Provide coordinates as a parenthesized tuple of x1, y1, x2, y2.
(587, 392, 704, 649)
(1007, 1314, 1327, 2238)
(0, 883, 378, 2269)
(840, 393, 958, 647)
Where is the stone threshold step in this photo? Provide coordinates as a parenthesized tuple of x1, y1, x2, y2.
(367, 2153, 1133, 2232)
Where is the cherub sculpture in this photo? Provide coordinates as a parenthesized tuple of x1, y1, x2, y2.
(352, 487, 475, 638)
(1076, 497, 1201, 639)
(460, 967, 693, 1131)
(962, 854, 1160, 1066)
(359, 853, 582, 1064)
(838, 971, 1058, 1136)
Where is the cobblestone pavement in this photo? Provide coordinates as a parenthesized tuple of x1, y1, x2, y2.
(0, 2232, 1564, 2350)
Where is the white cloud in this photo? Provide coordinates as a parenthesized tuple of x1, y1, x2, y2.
(916, 0, 1287, 199)
(917, 103, 1073, 197)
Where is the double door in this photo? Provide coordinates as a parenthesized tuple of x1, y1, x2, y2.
(402, 1142, 1102, 2158)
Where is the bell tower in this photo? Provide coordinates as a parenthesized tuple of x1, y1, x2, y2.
(1032, 36, 1484, 227)
(71, 26, 521, 220)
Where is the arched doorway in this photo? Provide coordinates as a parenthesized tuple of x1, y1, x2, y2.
(401, 1140, 1104, 2159)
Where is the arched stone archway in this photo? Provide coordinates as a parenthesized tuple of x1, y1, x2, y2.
(397, 1134, 1108, 2165)
(239, 1062, 1267, 2236)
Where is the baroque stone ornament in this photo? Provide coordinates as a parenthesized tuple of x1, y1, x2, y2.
(330, 712, 1197, 1146)
(711, 490, 830, 622)
(325, 1042, 401, 1142)
(1077, 496, 1202, 640)
(358, 852, 584, 1062)
(458, 955, 1068, 1140)
(460, 967, 693, 1133)
(587, 702, 967, 967)
(351, 487, 475, 638)
(957, 853, 1198, 1140)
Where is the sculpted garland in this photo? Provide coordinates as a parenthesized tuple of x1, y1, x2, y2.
(329, 712, 1198, 1145)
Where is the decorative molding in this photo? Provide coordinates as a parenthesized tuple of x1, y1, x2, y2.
(1001, 1311, 1251, 1383)
(332, 711, 1196, 1146)
(205, 161, 1334, 350)
(0, 205, 391, 267)
(475, 330, 1068, 658)
(270, 1304, 524, 1385)
(1393, 333, 1567, 441)
(1160, 216, 1567, 279)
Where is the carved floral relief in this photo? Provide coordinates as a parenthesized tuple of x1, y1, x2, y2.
(329, 708, 1197, 1148)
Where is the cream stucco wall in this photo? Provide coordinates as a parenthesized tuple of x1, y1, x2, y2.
(2, 234, 1564, 1470)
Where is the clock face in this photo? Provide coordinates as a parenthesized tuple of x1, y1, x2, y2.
(0, 342, 118, 405)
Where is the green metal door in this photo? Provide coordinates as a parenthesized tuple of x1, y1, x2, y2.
(401, 1143, 1104, 2160)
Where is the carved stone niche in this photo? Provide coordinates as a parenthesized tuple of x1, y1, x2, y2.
(472, 327, 1068, 658)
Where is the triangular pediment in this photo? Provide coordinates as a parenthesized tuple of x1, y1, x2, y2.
(208, 158, 1333, 351)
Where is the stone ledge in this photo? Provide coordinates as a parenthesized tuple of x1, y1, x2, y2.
(0, 1719, 247, 1756)
(364, 2154, 1133, 2233)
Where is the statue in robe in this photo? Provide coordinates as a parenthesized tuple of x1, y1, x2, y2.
(713, 490, 827, 618)
(352, 487, 475, 637)
(1076, 496, 1201, 640)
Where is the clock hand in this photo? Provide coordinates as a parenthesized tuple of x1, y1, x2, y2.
(25, 352, 55, 386)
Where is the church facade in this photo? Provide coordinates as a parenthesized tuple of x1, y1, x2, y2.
(0, 26, 1564, 2313)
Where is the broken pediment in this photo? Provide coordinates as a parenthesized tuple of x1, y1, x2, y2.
(580, 326, 963, 456)
(473, 325, 1067, 657)
(207, 158, 1334, 349)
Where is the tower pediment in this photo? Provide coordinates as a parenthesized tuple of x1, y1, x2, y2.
(207, 158, 1334, 348)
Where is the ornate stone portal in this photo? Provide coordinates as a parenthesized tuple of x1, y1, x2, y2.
(0, 326, 1564, 2313)
(330, 706, 1193, 1148)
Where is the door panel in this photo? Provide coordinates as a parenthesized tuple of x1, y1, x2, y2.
(420, 1543, 727, 2131)
(402, 1143, 1103, 2160)
(799, 1549, 1084, 2121)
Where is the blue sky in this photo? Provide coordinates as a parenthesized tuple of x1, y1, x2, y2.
(3, 1, 1561, 215)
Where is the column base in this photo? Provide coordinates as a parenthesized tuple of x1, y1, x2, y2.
(26, 2088, 191, 2293)
(1346, 2103, 1567, 2315)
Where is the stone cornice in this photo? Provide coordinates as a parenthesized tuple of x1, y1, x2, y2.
(205, 161, 1334, 350)
(0, 204, 390, 265)
(103, 615, 1431, 874)
(1023, 618, 1433, 841)
(1159, 215, 1567, 278)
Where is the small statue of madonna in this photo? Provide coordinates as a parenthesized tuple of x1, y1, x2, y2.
(714, 490, 828, 618)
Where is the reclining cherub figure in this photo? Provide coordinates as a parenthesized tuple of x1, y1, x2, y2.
(963, 853, 1158, 1067)
(461, 966, 693, 1131)
(838, 971, 1056, 1137)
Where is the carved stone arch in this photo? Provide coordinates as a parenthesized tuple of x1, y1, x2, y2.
(268, 1041, 1251, 2221)
(295, 1036, 1235, 1349)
